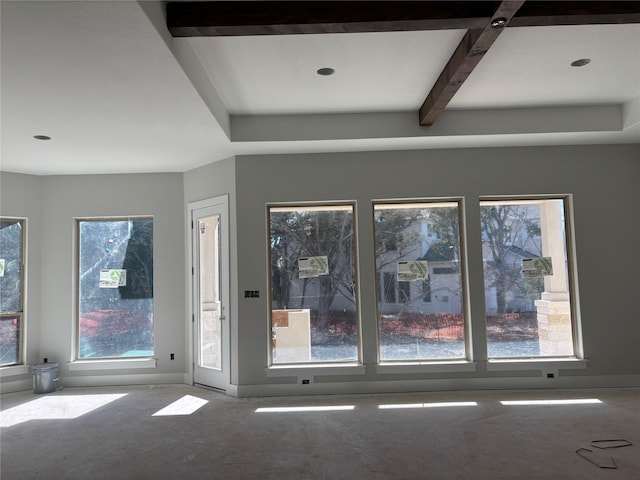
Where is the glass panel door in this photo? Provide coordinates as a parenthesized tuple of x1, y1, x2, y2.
(198, 214, 222, 370)
(191, 197, 229, 390)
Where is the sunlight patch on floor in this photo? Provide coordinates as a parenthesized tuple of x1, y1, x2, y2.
(379, 401, 478, 409)
(0, 394, 127, 428)
(255, 405, 355, 413)
(152, 395, 208, 416)
(501, 398, 602, 406)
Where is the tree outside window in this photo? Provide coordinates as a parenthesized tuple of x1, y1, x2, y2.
(374, 202, 466, 362)
(480, 199, 575, 358)
(269, 205, 357, 364)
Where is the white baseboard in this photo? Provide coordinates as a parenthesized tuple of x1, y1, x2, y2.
(234, 374, 640, 398)
(60, 373, 186, 388)
(0, 378, 33, 394)
(3, 372, 638, 398)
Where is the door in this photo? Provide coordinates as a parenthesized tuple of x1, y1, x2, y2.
(191, 197, 230, 390)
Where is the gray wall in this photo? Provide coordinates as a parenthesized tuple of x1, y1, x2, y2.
(183, 156, 238, 384)
(1, 172, 186, 390)
(2, 144, 639, 395)
(234, 144, 640, 391)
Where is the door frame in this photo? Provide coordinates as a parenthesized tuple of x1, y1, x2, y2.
(187, 195, 231, 391)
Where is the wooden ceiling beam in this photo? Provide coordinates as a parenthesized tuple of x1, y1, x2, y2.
(419, 1, 525, 126)
(166, 1, 640, 127)
(511, 1, 640, 27)
(167, 1, 500, 37)
(167, 1, 640, 38)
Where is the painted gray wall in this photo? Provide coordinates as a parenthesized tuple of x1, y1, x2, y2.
(40, 173, 185, 381)
(234, 144, 640, 389)
(2, 145, 639, 395)
(0, 173, 186, 390)
(183, 156, 238, 384)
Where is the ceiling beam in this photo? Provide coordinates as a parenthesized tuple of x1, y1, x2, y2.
(419, 1, 525, 126)
(166, 1, 640, 127)
(167, 1, 500, 37)
(167, 1, 640, 37)
(511, 1, 640, 27)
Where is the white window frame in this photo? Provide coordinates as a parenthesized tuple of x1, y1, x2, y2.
(73, 216, 155, 365)
(479, 194, 584, 365)
(0, 217, 26, 368)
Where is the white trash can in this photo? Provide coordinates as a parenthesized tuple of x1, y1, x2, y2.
(32, 363, 59, 394)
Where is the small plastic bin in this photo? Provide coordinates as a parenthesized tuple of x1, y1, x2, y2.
(32, 362, 59, 394)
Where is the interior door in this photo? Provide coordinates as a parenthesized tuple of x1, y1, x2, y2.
(191, 198, 229, 390)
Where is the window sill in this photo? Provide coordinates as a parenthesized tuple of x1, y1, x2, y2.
(376, 361, 477, 375)
(266, 363, 365, 378)
(486, 358, 587, 372)
(68, 358, 157, 371)
(0, 364, 30, 378)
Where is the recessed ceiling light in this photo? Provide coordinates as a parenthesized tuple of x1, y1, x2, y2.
(490, 17, 507, 29)
(571, 58, 591, 67)
(33, 135, 52, 140)
(316, 67, 335, 76)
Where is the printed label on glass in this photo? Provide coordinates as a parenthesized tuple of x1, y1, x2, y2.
(397, 261, 429, 281)
(99, 269, 127, 288)
(298, 256, 329, 279)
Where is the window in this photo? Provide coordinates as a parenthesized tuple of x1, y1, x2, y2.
(480, 198, 576, 358)
(374, 201, 466, 362)
(382, 272, 396, 303)
(269, 204, 358, 364)
(0, 218, 25, 366)
(398, 281, 411, 303)
(77, 218, 154, 359)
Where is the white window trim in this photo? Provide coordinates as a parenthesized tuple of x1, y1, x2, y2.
(267, 202, 359, 368)
(376, 361, 476, 375)
(68, 357, 157, 371)
(266, 363, 365, 378)
(75, 216, 155, 362)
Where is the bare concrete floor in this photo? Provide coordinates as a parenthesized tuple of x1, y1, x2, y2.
(1, 385, 639, 479)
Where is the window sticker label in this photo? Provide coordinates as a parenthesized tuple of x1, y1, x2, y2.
(522, 257, 553, 277)
(397, 261, 428, 281)
(0, 259, 4, 277)
(99, 269, 127, 288)
(298, 256, 329, 279)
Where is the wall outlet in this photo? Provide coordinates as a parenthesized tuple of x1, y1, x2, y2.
(170, 353, 175, 360)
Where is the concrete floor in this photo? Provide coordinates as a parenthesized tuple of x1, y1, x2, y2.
(1, 385, 639, 479)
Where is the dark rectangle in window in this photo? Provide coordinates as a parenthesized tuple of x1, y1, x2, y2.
(398, 281, 410, 303)
(433, 267, 457, 274)
(383, 272, 396, 304)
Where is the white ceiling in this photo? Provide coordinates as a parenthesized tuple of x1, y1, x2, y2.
(1, 1, 639, 176)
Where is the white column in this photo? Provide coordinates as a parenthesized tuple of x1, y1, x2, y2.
(535, 200, 573, 356)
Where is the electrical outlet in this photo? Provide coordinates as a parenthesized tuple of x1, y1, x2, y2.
(170, 353, 175, 360)
(301, 379, 310, 385)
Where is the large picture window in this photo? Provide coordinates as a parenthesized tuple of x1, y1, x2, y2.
(0, 218, 25, 366)
(77, 218, 154, 359)
(480, 198, 576, 358)
(269, 204, 358, 364)
(374, 201, 466, 362)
